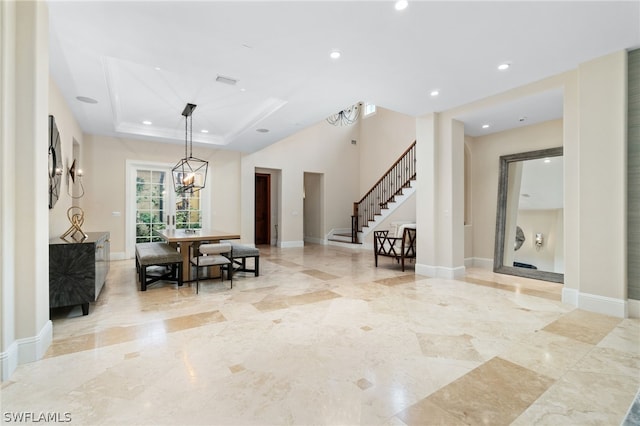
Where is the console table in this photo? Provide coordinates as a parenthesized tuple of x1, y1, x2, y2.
(49, 231, 110, 315)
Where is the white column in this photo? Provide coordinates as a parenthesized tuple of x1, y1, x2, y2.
(1, 0, 18, 380)
(1, 0, 51, 380)
(576, 51, 628, 317)
(415, 114, 466, 278)
(416, 114, 437, 276)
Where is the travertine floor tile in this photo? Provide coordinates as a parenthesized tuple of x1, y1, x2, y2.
(512, 370, 639, 426)
(3, 245, 638, 425)
(419, 357, 554, 425)
(543, 309, 622, 344)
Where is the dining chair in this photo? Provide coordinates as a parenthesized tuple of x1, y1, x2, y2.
(190, 242, 233, 294)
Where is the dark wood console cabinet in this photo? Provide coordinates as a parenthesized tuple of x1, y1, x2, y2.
(49, 231, 110, 315)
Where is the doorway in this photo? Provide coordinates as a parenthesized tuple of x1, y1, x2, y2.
(125, 161, 209, 258)
(255, 173, 271, 245)
(303, 172, 324, 244)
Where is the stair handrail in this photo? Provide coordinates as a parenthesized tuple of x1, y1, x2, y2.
(352, 141, 416, 242)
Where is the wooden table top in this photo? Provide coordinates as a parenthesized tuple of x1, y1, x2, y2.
(155, 229, 240, 243)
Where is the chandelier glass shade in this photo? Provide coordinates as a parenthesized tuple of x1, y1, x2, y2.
(326, 103, 360, 126)
(172, 103, 208, 195)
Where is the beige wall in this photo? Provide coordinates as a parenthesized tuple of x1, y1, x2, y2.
(241, 119, 361, 246)
(48, 79, 85, 239)
(241, 106, 417, 246)
(468, 119, 563, 262)
(83, 135, 241, 257)
(359, 107, 416, 193)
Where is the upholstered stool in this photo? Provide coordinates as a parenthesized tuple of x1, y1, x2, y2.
(229, 243, 260, 276)
(135, 242, 183, 291)
(191, 242, 233, 293)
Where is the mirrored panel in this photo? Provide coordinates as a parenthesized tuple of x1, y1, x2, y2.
(494, 147, 564, 283)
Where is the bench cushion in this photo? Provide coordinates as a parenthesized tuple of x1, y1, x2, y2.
(136, 242, 182, 266)
(229, 243, 259, 257)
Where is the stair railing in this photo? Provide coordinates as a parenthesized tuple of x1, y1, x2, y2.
(352, 141, 416, 242)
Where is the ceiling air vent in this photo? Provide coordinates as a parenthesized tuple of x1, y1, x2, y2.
(216, 75, 238, 86)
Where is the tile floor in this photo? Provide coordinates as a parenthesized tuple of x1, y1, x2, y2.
(2, 244, 639, 425)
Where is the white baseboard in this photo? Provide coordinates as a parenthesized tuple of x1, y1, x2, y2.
(578, 292, 627, 318)
(326, 240, 365, 250)
(279, 240, 304, 248)
(415, 263, 437, 277)
(415, 264, 465, 279)
(304, 236, 325, 245)
(474, 257, 494, 270)
(0, 341, 18, 381)
(562, 287, 579, 307)
(464, 257, 493, 270)
(559, 288, 635, 319)
(1, 320, 52, 381)
(440, 265, 466, 279)
(110, 251, 126, 261)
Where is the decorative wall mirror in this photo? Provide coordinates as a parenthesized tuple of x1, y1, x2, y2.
(48, 115, 62, 209)
(494, 147, 564, 283)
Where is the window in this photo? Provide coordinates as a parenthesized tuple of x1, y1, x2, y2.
(364, 103, 377, 117)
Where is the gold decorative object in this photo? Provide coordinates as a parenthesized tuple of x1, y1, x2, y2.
(61, 206, 88, 242)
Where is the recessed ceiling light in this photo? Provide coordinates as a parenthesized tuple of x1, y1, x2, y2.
(497, 63, 511, 71)
(544, 158, 551, 163)
(201, 129, 209, 133)
(76, 96, 98, 104)
(142, 120, 152, 125)
(430, 90, 439, 97)
(521, 193, 530, 198)
(256, 128, 269, 133)
(482, 124, 490, 129)
(395, 0, 408, 11)
(240, 88, 246, 92)
(154, 67, 161, 71)
(330, 50, 341, 60)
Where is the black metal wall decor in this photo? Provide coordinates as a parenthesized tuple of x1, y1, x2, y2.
(48, 115, 63, 209)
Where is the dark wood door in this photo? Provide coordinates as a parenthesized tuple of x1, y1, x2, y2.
(255, 173, 270, 245)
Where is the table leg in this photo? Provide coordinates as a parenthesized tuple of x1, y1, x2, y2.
(180, 241, 192, 282)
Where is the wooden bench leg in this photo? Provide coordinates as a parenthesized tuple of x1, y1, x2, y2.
(255, 256, 259, 276)
(141, 266, 147, 291)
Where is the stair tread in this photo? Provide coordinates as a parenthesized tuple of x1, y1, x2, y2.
(327, 239, 362, 244)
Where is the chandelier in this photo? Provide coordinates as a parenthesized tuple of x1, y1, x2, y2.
(172, 103, 208, 195)
(326, 103, 360, 126)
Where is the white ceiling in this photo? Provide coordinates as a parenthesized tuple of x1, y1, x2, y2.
(48, 1, 640, 153)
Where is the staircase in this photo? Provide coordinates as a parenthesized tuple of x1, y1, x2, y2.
(351, 141, 416, 243)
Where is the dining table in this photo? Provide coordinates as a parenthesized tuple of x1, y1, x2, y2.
(155, 228, 240, 282)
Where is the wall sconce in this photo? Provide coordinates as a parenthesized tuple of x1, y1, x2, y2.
(535, 233, 544, 250)
(67, 159, 85, 199)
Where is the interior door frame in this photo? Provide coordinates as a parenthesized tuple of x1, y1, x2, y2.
(125, 160, 211, 259)
(254, 172, 271, 245)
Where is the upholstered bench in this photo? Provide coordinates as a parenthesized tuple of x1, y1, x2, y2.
(135, 242, 183, 291)
(228, 243, 260, 276)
